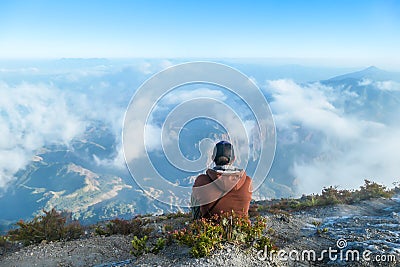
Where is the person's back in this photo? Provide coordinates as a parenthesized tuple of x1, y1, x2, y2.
(191, 141, 252, 219)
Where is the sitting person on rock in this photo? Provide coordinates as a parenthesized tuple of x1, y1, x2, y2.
(191, 141, 252, 219)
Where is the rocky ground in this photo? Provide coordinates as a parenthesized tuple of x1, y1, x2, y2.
(1, 196, 399, 267)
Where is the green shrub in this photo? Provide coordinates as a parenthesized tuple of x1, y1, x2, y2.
(131, 235, 148, 256)
(164, 212, 191, 219)
(0, 235, 9, 247)
(248, 203, 260, 217)
(254, 235, 275, 251)
(320, 186, 341, 205)
(131, 235, 166, 257)
(151, 237, 166, 254)
(172, 212, 274, 258)
(7, 208, 83, 246)
(355, 180, 394, 201)
(311, 221, 328, 235)
(260, 179, 395, 213)
(163, 223, 174, 233)
(95, 218, 153, 237)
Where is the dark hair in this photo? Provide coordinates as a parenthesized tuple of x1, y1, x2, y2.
(213, 141, 234, 166)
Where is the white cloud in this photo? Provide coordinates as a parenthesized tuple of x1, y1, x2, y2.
(93, 143, 126, 170)
(136, 60, 174, 75)
(138, 62, 153, 75)
(268, 79, 400, 194)
(0, 148, 28, 188)
(0, 61, 198, 190)
(144, 124, 162, 152)
(0, 82, 86, 188)
(163, 88, 227, 105)
(358, 79, 373, 86)
(159, 60, 174, 70)
(359, 79, 400, 91)
(0, 67, 39, 73)
(268, 80, 360, 140)
(123, 119, 145, 162)
(294, 126, 400, 193)
(375, 80, 400, 91)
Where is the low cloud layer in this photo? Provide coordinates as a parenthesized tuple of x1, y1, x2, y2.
(268, 79, 400, 194)
(0, 61, 142, 189)
(1, 61, 399, 199)
(269, 80, 362, 140)
(0, 82, 85, 187)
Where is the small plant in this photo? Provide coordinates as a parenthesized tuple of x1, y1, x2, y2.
(165, 212, 191, 219)
(131, 235, 166, 257)
(94, 226, 107, 236)
(7, 208, 83, 246)
(248, 203, 260, 217)
(0, 235, 9, 247)
(63, 221, 85, 240)
(163, 223, 174, 232)
(311, 221, 321, 228)
(131, 236, 148, 256)
(95, 218, 153, 237)
(152, 237, 166, 254)
(172, 212, 275, 258)
(254, 235, 275, 252)
(311, 221, 328, 235)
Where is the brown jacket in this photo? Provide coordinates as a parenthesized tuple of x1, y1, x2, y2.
(192, 167, 252, 218)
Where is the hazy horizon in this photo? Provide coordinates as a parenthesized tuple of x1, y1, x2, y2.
(1, 1, 399, 68)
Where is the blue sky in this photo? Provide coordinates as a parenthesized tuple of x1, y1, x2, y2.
(0, 0, 399, 69)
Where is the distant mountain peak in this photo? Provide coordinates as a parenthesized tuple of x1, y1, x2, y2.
(327, 66, 400, 82)
(363, 65, 386, 73)
(365, 65, 378, 70)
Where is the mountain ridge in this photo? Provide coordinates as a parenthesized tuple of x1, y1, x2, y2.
(327, 66, 400, 82)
